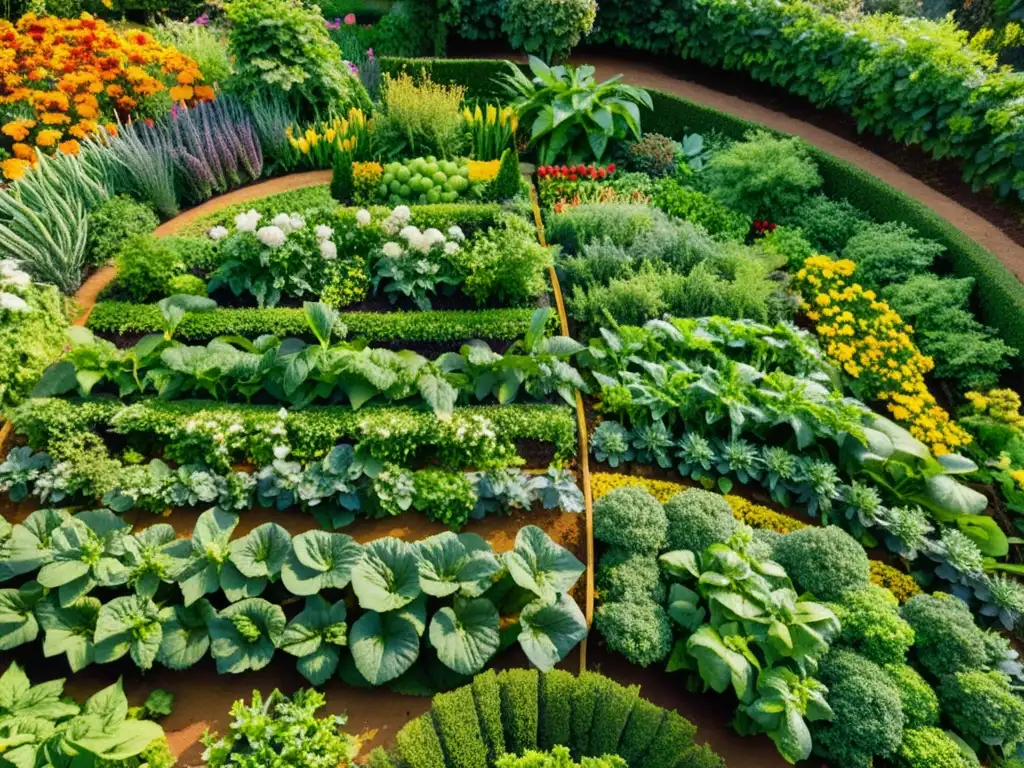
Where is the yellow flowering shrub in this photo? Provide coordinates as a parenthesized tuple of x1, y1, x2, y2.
(794, 255, 970, 455)
(462, 103, 518, 161)
(725, 495, 809, 533)
(963, 389, 1024, 430)
(869, 560, 923, 603)
(352, 161, 383, 204)
(468, 159, 501, 182)
(0, 13, 212, 179)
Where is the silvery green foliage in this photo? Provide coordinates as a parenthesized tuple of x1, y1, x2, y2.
(875, 505, 934, 559)
(977, 574, 1024, 631)
(590, 421, 634, 467)
(0, 447, 50, 503)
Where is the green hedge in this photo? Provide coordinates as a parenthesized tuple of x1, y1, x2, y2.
(380, 57, 525, 101)
(367, 669, 722, 768)
(86, 302, 546, 343)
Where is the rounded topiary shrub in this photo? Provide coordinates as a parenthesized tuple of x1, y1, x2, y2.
(595, 600, 674, 668)
(900, 593, 989, 678)
(884, 664, 939, 730)
(939, 670, 1024, 748)
(896, 727, 979, 768)
(85, 195, 160, 267)
(502, 0, 597, 63)
(663, 488, 738, 555)
(831, 585, 914, 666)
(593, 486, 667, 554)
(596, 548, 665, 604)
(166, 274, 208, 297)
(772, 525, 870, 602)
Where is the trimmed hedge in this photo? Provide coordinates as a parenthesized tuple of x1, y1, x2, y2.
(380, 56, 524, 101)
(86, 302, 547, 343)
(368, 670, 720, 767)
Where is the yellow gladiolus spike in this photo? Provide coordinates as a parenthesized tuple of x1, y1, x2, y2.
(298, 138, 310, 154)
(474, 105, 483, 122)
(463, 107, 473, 122)
(486, 104, 497, 124)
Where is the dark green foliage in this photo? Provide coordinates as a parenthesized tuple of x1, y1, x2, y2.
(651, 178, 751, 242)
(627, 133, 679, 177)
(111, 234, 186, 303)
(678, 744, 725, 768)
(412, 469, 475, 529)
(87, 302, 543, 344)
(431, 687, 489, 768)
(395, 715, 447, 768)
(499, 669, 539, 756)
(616, 698, 665, 765)
(883, 664, 939, 729)
(472, 669, 506, 762)
(594, 601, 673, 668)
(85, 195, 159, 267)
(538, 669, 575, 751)
(165, 235, 222, 273)
(882, 274, 1015, 393)
(488, 148, 522, 201)
(663, 488, 738, 554)
(758, 225, 813, 270)
(842, 221, 944, 288)
(939, 670, 1024, 748)
(596, 549, 665, 604)
(900, 594, 990, 679)
(810, 649, 904, 768)
(635, 711, 698, 768)
(568, 672, 609, 759)
(772, 526, 870, 602)
(380, 57, 520, 101)
(896, 727, 980, 768)
(783, 195, 870, 254)
(831, 586, 914, 666)
(588, 680, 640, 758)
(330, 151, 354, 204)
(593, 487, 667, 554)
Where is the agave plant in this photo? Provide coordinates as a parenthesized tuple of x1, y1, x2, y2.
(499, 57, 653, 164)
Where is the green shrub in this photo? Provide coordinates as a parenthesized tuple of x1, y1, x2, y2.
(783, 195, 870, 254)
(395, 715, 447, 768)
(895, 726, 980, 768)
(627, 134, 679, 178)
(499, 669, 539, 755)
(85, 195, 159, 267)
(704, 131, 821, 220)
(758, 225, 813, 270)
(772, 526, 870, 602)
(496, 747, 626, 767)
(650, 178, 751, 241)
(841, 222, 944, 289)
(0, 279, 66, 411)
(939, 670, 1024, 748)
(375, 70, 467, 159)
(488, 148, 522, 201)
(900, 594, 990, 679)
(547, 204, 657, 253)
(457, 214, 551, 306)
(431, 687, 489, 768)
(635, 711, 699, 768)
(588, 680, 640, 759)
(810, 649, 904, 768)
(166, 274, 207, 297)
(661, 259, 781, 323)
(165, 235, 222, 273)
(558, 243, 635, 294)
(593, 487, 667, 554)
(882, 274, 1015, 393)
(473, 669, 506, 762)
(412, 469, 476, 529)
(368, 747, 398, 768)
(884, 664, 939, 730)
(538, 669, 575, 751)
(596, 549, 665, 603)
(594, 601, 673, 668)
(111, 234, 185, 303)
(330, 150, 354, 204)
(567, 672, 609, 758)
(568, 272, 667, 329)
(663, 489, 738, 554)
(503, 0, 597, 62)
(831, 585, 915, 666)
(677, 744, 725, 768)
(616, 699, 665, 765)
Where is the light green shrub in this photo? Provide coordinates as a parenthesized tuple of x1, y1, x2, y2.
(939, 670, 1024, 748)
(616, 699, 665, 765)
(395, 716, 446, 768)
(588, 681, 640, 758)
(841, 221, 944, 288)
(772, 526, 870, 602)
(635, 711, 699, 768)
(895, 727, 979, 768)
(112, 235, 185, 303)
(431, 687, 489, 768)
(569, 672, 613, 758)
(538, 669, 575, 751)
(596, 549, 665, 603)
(593, 487, 668, 554)
(884, 664, 939, 730)
(663, 488, 738, 554)
(85, 195, 159, 267)
(0, 278, 66, 411)
(473, 669, 506, 762)
(546, 204, 657, 253)
(503, 0, 597, 62)
(166, 274, 208, 297)
(594, 601, 673, 668)
(831, 586, 915, 666)
(500, 669, 539, 755)
(900, 594, 990, 678)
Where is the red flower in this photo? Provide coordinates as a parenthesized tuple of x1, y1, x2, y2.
(607, 163, 616, 174)
(597, 168, 607, 179)
(560, 165, 569, 175)
(569, 173, 578, 181)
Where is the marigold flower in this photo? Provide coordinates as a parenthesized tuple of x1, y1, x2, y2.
(57, 139, 80, 155)
(169, 84, 193, 101)
(1, 158, 30, 180)
(34, 128, 62, 146)
(12, 142, 33, 159)
(1, 118, 34, 140)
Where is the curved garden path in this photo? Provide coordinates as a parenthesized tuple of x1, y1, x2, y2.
(570, 54, 1024, 283)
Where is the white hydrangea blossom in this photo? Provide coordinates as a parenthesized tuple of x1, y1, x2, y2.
(272, 212, 293, 231)
(257, 225, 287, 248)
(315, 224, 334, 241)
(320, 240, 338, 260)
(289, 213, 305, 231)
(423, 228, 445, 246)
(0, 292, 30, 313)
(0, 260, 31, 289)
(382, 241, 404, 258)
(444, 241, 461, 255)
(355, 209, 371, 227)
(234, 209, 261, 233)
(447, 225, 465, 242)
(208, 225, 229, 241)
(399, 225, 421, 241)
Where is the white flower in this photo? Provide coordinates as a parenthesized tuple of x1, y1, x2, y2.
(273, 445, 291, 460)
(289, 214, 305, 230)
(0, 263, 31, 288)
(382, 241, 404, 259)
(423, 228, 445, 246)
(408, 233, 431, 254)
(272, 212, 293, 232)
(444, 241, 461, 255)
(320, 240, 338, 260)
(277, 408, 289, 419)
(235, 209, 261, 232)
(0, 292, 30, 313)
(392, 205, 411, 222)
(315, 224, 334, 241)
(257, 225, 287, 248)
(447, 225, 465, 241)
(399, 225, 421, 241)
(208, 225, 229, 241)
(355, 209, 371, 227)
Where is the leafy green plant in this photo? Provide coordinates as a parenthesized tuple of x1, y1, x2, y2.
(85, 196, 159, 268)
(500, 57, 653, 164)
(502, 0, 597, 62)
(841, 222, 944, 289)
(111, 235, 187, 303)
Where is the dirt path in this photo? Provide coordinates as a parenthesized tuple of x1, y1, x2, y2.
(570, 54, 1024, 284)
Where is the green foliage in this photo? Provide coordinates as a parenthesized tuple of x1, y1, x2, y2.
(547, 204, 657, 253)
(884, 664, 939, 730)
(663, 489, 738, 554)
(704, 131, 821, 220)
(594, 600, 673, 667)
(782, 195, 870, 254)
(488, 148, 522, 201)
(499, 57, 653, 164)
(502, 0, 597, 62)
(831, 586, 915, 666)
(593, 487, 668, 554)
(474, 669, 507, 761)
(396, 715, 447, 768)
(111, 235, 186, 303)
(616, 698, 664, 765)
(882, 274, 1015, 393)
(412, 469, 476, 529)
(627, 134, 679, 178)
(772, 526, 870, 602)
(0, 277, 66, 411)
(939, 670, 1024, 748)
(432, 687, 489, 768)
(500, 668, 540, 755)
(224, 0, 370, 117)
(155, 20, 233, 86)
(201, 688, 353, 768)
(811, 649, 904, 768)
(568, 671, 608, 758)
(841, 222, 945, 288)
(596, 549, 665, 603)
(900, 594, 991, 679)
(455, 214, 552, 307)
(588, 680, 640, 758)
(496, 747, 626, 767)
(330, 150, 354, 204)
(166, 275, 207, 298)
(650, 178, 751, 242)
(375, 71, 467, 160)
(757, 226, 813, 270)
(896, 727, 980, 768)
(85, 195, 159, 268)
(538, 669, 574, 751)
(636, 712, 700, 768)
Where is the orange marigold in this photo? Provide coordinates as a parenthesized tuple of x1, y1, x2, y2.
(34, 128, 62, 147)
(1, 158, 30, 180)
(57, 139, 80, 155)
(1, 118, 35, 140)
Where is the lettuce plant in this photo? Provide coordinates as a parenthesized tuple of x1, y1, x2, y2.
(209, 597, 287, 674)
(281, 595, 349, 685)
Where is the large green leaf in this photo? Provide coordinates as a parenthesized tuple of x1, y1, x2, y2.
(280, 530, 361, 596)
(687, 625, 757, 703)
(517, 594, 586, 671)
(349, 609, 421, 685)
(428, 597, 500, 676)
(121, 524, 189, 600)
(36, 511, 130, 606)
(172, 508, 240, 606)
(666, 583, 706, 632)
(280, 595, 348, 686)
(2, 509, 70, 580)
(956, 514, 1010, 557)
(504, 525, 584, 603)
(93, 595, 168, 670)
(157, 599, 215, 670)
(229, 522, 291, 581)
(208, 597, 286, 674)
(416, 532, 502, 598)
(0, 582, 42, 651)
(67, 679, 164, 760)
(35, 594, 100, 672)
(918, 475, 988, 520)
(351, 537, 421, 612)
(0, 662, 79, 721)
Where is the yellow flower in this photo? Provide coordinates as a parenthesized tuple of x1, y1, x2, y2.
(34, 128, 62, 147)
(1, 158, 30, 180)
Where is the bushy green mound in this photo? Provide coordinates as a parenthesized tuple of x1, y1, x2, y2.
(663, 488, 737, 554)
(593, 486, 667, 554)
(772, 525, 870, 602)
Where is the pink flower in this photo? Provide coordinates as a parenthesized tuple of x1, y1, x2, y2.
(193, 12, 209, 25)
(325, 17, 341, 29)
(344, 12, 356, 24)
(366, 47, 375, 59)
